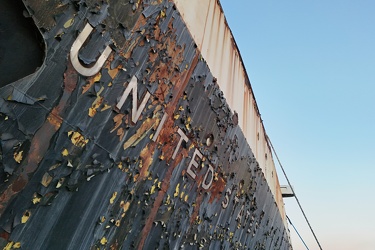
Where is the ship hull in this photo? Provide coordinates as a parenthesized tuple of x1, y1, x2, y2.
(0, 1, 291, 249)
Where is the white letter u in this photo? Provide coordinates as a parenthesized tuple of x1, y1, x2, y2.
(70, 23, 112, 76)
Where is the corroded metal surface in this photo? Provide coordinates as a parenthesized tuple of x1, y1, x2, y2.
(174, 0, 285, 213)
(0, 0, 292, 249)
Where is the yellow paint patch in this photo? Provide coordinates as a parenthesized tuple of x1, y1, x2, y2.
(13, 242, 21, 249)
(82, 72, 102, 94)
(13, 151, 23, 163)
(101, 103, 111, 111)
(100, 237, 107, 245)
(63, 18, 74, 28)
(68, 131, 89, 147)
(120, 201, 131, 214)
(88, 86, 105, 117)
(4, 242, 21, 250)
(150, 185, 156, 195)
(93, 72, 102, 82)
(115, 220, 121, 227)
(62, 148, 69, 156)
(88, 99, 102, 117)
(118, 162, 123, 170)
(160, 10, 166, 18)
(32, 195, 41, 204)
(174, 183, 180, 198)
(165, 195, 171, 205)
(21, 210, 31, 223)
(3, 242, 12, 250)
(55, 32, 64, 40)
(185, 116, 192, 130)
(100, 216, 106, 223)
(109, 192, 117, 204)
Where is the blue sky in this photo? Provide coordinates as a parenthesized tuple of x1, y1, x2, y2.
(220, 1, 375, 249)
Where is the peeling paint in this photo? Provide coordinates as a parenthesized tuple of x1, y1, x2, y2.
(0, 0, 291, 249)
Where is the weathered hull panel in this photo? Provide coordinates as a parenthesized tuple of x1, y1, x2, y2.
(0, 1, 292, 249)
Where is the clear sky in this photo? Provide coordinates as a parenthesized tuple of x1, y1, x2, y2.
(220, 1, 375, 249)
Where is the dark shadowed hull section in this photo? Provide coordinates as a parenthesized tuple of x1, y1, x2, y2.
(0, 0, 292, 249)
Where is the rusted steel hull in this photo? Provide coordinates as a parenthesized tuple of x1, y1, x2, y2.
(0, 0, 292, 249)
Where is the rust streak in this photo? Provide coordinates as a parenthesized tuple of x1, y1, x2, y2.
(0, 61, 78, 215)
(190, 191, 204, 224)
(137, 52, 199, 250)
(208, 176, 226, 203)
(138, 147, 186, 250)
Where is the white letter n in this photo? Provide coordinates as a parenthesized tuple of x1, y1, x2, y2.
(116, 76, 151, 123)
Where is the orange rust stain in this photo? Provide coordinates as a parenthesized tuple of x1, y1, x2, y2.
(108, 67, 120, 80)
(190, 192, 204, 224)
(148, 50, 158, 63)
(11, 174, 28, 193)
(153, 23, 161, 41)
(63, 60, 79, 93)
(132, 13, 147, 33)
(148, 36, 184, 84)
(208, 176, 226, 203)
(147, 21, 184, 74)
(0, 231, 9, 241)
(137, 51, 199, 249)
(157, 123, 176, 159)
(0, 60, 78, 215)
(137, 148, 186, 250)
(47, 107, 63, 130)
(0, 173, 27, 214)
(110, 240, 119, 250)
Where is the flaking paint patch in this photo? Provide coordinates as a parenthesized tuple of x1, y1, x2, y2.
(110, 192, 117, 204)
(139, 143, 156, 181)
(40, 173, 53, 187)
(21, 210, 31, 224)
(0, 1, 291, 249)
(68, 131, 89, 148)
(13, 151, 23, 164)
(123, 118, 157, 150)
(82, 72, 102, 94)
